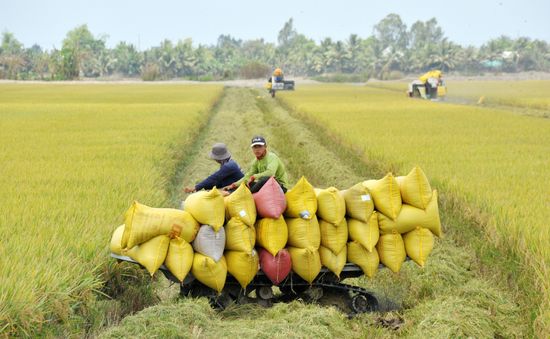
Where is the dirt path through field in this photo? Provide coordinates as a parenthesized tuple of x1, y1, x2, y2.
(172, 86, 375, 206)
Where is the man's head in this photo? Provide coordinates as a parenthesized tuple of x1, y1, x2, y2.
(209, 142, 231, 162)
(250, 135, 267, 159)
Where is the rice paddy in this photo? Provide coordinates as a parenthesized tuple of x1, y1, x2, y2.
(278, 84, 550, 334)
(1, 81, 548, 337)
(0, 83, 223, 336)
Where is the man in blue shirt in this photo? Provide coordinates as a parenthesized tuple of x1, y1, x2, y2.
(184, 143, 244, 194)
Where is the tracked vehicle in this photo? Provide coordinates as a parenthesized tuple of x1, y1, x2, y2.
(111, 253, 399, 315)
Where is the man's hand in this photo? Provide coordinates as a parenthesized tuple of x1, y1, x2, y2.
(184, 187, 196, 193)
(223, 183, 237, 191)
(247, 176, 256, 187)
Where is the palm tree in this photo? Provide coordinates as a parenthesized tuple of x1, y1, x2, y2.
(157, 39, 177, 79)
(431, 38, 460, 72)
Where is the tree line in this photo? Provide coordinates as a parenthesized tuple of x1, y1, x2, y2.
(1, 14, 549, 81)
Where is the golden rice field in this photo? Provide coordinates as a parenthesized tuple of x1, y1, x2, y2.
(2, 81, 548, 337)
(279, 84, 550, 331)
(368, 79, 550, 113)
(0, 84, 223, 336)
(449, 80, 550, 110)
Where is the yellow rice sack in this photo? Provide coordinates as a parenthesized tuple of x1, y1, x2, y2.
(348, 212, 379, 252)
(403, 227, 434, 267)
(286, 215, 320, 249)
(122, 201, 199, 249)
(255, 216, 288, 256)
(285, 176, 318, 219)
(192, 253, 227, 293)
(224, 183, 257, 227)
(378, 190, 442, 237)
(225, 217, 256, 253)
(178, 212, 200, 243)
(319, 218, 348, 254)
(164, 237, 194, 282)
(126, 235, 170, 276)
(315, 187, 346, 225)
(347, 241, 379, 278)
(396, 167, 433, 210)
(319, 246, 347, 278)
(342, 183, 374, 223)
(184, 188, 225, 231)
(110, 225, 125, 255)
(288, 246, 321, 284)
(377, 232, 406, 273)
(225, 250, 259, 288)
(363, 173, 402, 220)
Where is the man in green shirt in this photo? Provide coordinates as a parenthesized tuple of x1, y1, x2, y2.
(226, 135, 289, 193)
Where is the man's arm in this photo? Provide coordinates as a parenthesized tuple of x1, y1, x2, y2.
(233, 160, 257, 186)
(195, 168, 225, 191)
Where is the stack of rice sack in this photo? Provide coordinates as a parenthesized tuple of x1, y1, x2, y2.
(315, 187, 348, 278)
(342, 182, 380, 278)
(362, 167, 441, 273)
(285, 177, 321, 284)
(184, 188, 227, 293)
(223, 184, 259, 289)
(110, 201, 200, 283)
(363, 174, 404, 273)
(109, 166, 442, 293)
(253, 177, 291, 285)
(376, 167, 441, 269)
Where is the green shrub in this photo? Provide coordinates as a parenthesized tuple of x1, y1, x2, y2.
(140, 63, 160, 81)
(239, 62, 270, 79)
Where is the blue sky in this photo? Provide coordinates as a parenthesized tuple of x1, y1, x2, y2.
(1, 0, 549, 50)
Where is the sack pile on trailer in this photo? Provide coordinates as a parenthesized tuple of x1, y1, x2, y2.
(110, 166, 442, 292)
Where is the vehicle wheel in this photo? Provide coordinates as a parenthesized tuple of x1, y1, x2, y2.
(209, 292, 233, 310)
(351, 293, 379, 313)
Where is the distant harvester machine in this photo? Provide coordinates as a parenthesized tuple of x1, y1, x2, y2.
(408, 70, 446, 100)
(266, 68, 295, 97)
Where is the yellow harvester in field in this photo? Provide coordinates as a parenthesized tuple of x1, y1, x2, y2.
(407, 70, 446, 100)
(265, 68, 295, 97)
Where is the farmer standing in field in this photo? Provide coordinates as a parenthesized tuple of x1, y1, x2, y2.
(225, 135, 289, 193)
(184, 143, 244, 194)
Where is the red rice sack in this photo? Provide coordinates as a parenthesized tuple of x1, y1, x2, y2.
(259, 247, 292, 285)
(252, 177, 287, 219)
